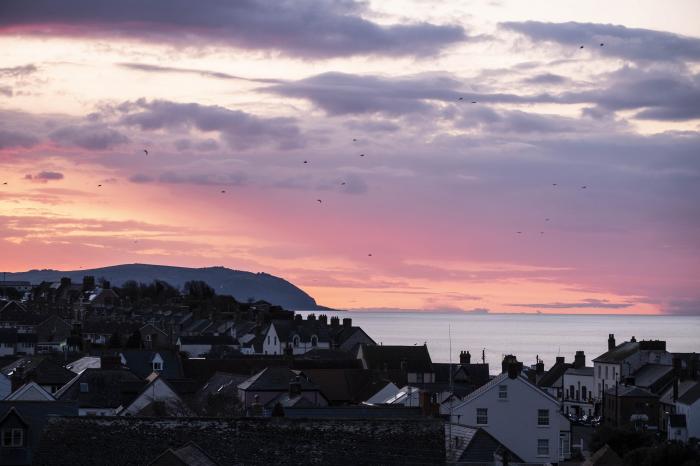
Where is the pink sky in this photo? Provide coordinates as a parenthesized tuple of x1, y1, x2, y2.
(1, 0, 699, 314)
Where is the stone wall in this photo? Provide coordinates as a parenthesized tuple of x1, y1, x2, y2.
(35, 416, 445, 465)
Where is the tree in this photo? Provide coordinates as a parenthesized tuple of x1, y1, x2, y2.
(108, 331, 122, 348)
(184, 280, 215, 300)
(125, 330, 143, 349)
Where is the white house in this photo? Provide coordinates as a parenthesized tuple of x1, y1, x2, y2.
(0, 372, 10, 400)
(562, 366, 595, 417)
(450, 366, 572, 464)
(593, 335, 671, 402)
(261, 319, 331, 356)
(674, 381, 700, 442)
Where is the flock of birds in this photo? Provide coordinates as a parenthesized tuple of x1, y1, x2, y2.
(0, 42, 605, 256)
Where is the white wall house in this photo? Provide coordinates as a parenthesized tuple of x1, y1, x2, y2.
(0, 373, 10, 400)
(562, 367, 595, 417)
(261, 321, 330, 356)
(675, 382, 700, 442)
(450, 369, 571, 464)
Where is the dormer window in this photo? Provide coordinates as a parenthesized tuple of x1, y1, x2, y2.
(152, 361, 163, 371)
(80, 383, 89, 393)
(1, 429, 24, 447)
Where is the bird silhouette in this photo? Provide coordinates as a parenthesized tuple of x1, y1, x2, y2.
(352, 138, 357, 142)
(540, 232, 545, 234)
(368, 253, 372, 257)
(516, 231, 522, 234)
(581, 186, 587, 189)
(545, 218, 550, 221)
(458, 97, 464, 101)
(143, 149, 148, 156)
(600, 43, 604, 47)
(2, 182, 6, 185)
(580, 45, 584, 49)
(303, 160, 308, 164)
(97, 184, 102, 187)
(471, 101, 477, 104)
(221, 190, 226, 194)
(317, 199, 322, 203)
(359, 154, 365, 157)
(341, 182, 346, 185)
(552, 183, 558, 187)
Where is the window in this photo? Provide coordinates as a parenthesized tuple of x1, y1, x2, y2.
(537, 439, 549, 456)
(597, 365, 601, 377)
(605, 366, 609, 378)
(267, 336, 270, 344)
(538, 409, 550, 426)
(1, 429, 23, 447)
(476, 408, 488, 425)
(569, 385, 575, 400)
(293, 336, 300, 348)
(152, 361, 163, 371)
(498, 385, 508, 399)
(80, 382, 89, 393)
(581, 386, 587, 400)
(311, 336, 318, 347)
(273, 336, 277, 345)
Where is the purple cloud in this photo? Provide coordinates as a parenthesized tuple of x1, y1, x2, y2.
(0, 0, 466, 58)
(25, 171, 64, 182)
(0, 129, 39, 149)
(49, 124, 129, 150)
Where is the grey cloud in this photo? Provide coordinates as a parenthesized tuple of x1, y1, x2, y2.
(119, 99, 302, 150)
(0, 64, 37, 78)
(49, 124, 129, 150)
(0, 86, 12, 97)
(0, 0, 466, 58)
(344, 119, 400, 133)
(663, 298, 700, 315)
(25, 171, 64, 182)
(458, 108, 583, 134)
(128, 174, 154, 183)
(158, 171, 247, 186)
(502, 21, 700, 62)
(523, 73, 568, 85)
(509, 299, 633, 309)
(174, 138, 219, 152)
(118, 63, 282, 83)
(0, 129, 39, 149)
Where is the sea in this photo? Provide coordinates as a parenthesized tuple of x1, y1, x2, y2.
(295, 310, 700, 373)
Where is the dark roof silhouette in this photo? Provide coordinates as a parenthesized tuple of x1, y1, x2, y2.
(360, 344, 433, 373)
(677, 381, 700, 405)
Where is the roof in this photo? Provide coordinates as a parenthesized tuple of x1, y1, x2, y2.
(149, 442, 219, 466)
(593, 341, 639, 363)
(266, 392, 317, 408)
(55, 368, 145, 409)
(269, 319, 331, 344)
(303, 368, 382, 403)
(631, 364, 673, 389)
(2, 356, 76, 386)
(433, 363, 490, 387)
(179, 335, 236, 346)
(454, 372, 560, 411)
(65, 356, 102, 374)
(565, 366, 594, 377)
(605, 384, 658, 398)
(284, 405, 424, 418)
(677, 381, 700, 405)
(238, 367, 318, 392)
(538, 360, 571, 388)
(669, 414, 687, 428)
(359, 344, 433, 373)
(585, 444, 623, 466)
(120, 349, 184, 379)
(5, 381, 55, 401)
(457, 427, 524, 463)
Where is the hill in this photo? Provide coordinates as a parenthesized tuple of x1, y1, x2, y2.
(6, 263, 323, 310)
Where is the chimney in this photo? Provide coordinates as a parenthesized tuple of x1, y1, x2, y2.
(330, 316, 340, 327)
(535, 361, 544, 374)
(318, 314, 327, 325)
(289, 376, 302, 397)
(630, 336, 637, 343)
(556, 356, 565, 365)
(342, 318, 352, 328)
(460, 351, 471, 365)
(307, 313, 316, 321)
(574, 351, 586, 369)
(10, 366, 25, 392)
(294, 314, 303, 322)
(100, 355, 121, 370)
(507, 362, 520, 379)
(82, 275, 95, 292)
(501, 355, 521, 374)
(608, 334, 616, 351)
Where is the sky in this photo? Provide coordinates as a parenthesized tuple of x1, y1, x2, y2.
(0, 0, 699, 315)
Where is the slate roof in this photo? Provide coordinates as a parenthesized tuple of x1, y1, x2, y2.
(433, 363, 490, 387)
(360, 344, 433, 373)
(585, 444, 623, 466)
(605, 385, 658, 398)
(120, 349, 184, 379)
(538, 360, 571, 388)
(270, 319, 331, 343)
(266, 392, 317, 408)
(179, 335, 236, 346)
(677, 381, 700, 405)
(149, 442, 219, 466)
(593, 341, 639, 363)
(669, 414, 687, 428)
(65, 356, 102, 374)
(457, 427, 524, 463)
(238, 367, 317, 392)
(284, 405, 424, 418)
(631, 364, 673, 391)
(2, 356, 76, 386)
(566, 366, 594, 377)
(302, 368, 382, 404)
(55, 368, 145, 409)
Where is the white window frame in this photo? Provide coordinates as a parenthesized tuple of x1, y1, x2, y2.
(537, 438, 549, 456)
(498, 385, 508, 400)
(476, 408, 488, 425)
(152, 361, 163, 371)
(1, 428, 23, 447)
(538, 409, 550, 426)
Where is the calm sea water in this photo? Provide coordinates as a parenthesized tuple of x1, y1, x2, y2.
(296, 311, 700, 373)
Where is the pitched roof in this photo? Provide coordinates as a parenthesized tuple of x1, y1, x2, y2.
(605, 384, 658, 398)
(120, 349, 184, 379)
(5, 381, 55, 401)
(458, 427, 524, 463)
(454, 372, 560, 410)
(585, 444, 623, 466)
(677, 381, 700, 405)
(2, 356, 76, 386)
(55, 368, 145, 409)
(238, 367, 318, 392)
(538, 360, 571, 388)
(270, 319, 331, 343)
(360, 344, 433, 373)
(631, 364, 673, 390)
(593, 341, 639, 363)
(148, 442, 219, 466)
(179, 335, 236, 346)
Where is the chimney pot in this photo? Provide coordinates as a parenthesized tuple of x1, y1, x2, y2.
(342, 318, 352, 328)
(507, 362, 520, 379)
(608, 334, 616, 351)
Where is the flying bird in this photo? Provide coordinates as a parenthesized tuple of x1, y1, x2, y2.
(458, 97, 464, 101)
(545, 218, 550, 222)
(516, 231, 522, 234)
(359, 154, 365, 157)
(581, 186, 587, 189)
(600, 43, 604, 47)
(221, 190, 226, 194)
(552, 183, 558, 187)
(540, 232, 545, 235)
(303, 160, 308, 164)
(368, 253, 372, 257)
(580, 45, 584, 49)
(317, 199, 322, 203)
(97, 184, 102, 187)
(341, 182, 346, 185)
(471, 101, 477, 104)
(2, 182, 6, 185)
(143, 149, 148, 156)
(352, 138, 357, 142)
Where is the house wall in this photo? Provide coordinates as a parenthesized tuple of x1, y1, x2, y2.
(451, 376, 570, 464)
(407, 372, 436, 383)
(0, 344, 15, 357)
(179, 343, 212, 357)
(261, 325, 282, 355)
(594, 362, 622, 400)
(0, 375, 10, 399)
(562, 372, 595, 417)
(676, 401, 700, 440)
